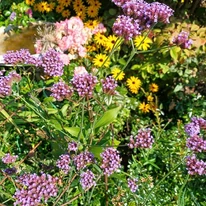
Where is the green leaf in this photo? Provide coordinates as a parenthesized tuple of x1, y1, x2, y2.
(170, 46, 181, 63)
(118, 58, 126, 66)
(89, 146, 103, 159)
(94, 106, 121, 129)
(174, 84, 183, 93)
(131, 64, 140, 70)
(64, 126, 84, 139)
(61, 104, 69, 117)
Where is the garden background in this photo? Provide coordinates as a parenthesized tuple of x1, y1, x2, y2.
(0, 0, 206, 205)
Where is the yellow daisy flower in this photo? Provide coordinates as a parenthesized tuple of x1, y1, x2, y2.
(134, 35, 152, 51)
(147, 95, 154, 102)
(60, 0, 71, 7)
(73, 0, 84, 12)
(149, 83, 159, 93)
(139, 102, 150, 113)
(25, 0, 35, 6)
(46, 2, 55, 12)
(37, 2, 48, 13)
(56, 5, 64, 13)
(84, 20, 99, 29)
(92, 0, 101, 9)
(111, 68, 125, 81)
(93, 53, 110, 68)
(104, 35, 118, 51)
(77, 11, 86, 21)
(87, 5, 99, 18)
(94, 33, 107, 46)
(62, 10, 71, 18)
(126, 76, 141, 94)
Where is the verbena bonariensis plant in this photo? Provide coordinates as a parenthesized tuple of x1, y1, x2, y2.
(0, 0, 206, 205)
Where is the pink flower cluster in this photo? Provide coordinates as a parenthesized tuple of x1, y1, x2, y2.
(55, 17, 92, 59)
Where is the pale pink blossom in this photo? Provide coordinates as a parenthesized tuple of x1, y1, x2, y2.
(74, 66, 88, 76)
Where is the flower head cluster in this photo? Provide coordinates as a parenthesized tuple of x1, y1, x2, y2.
(50, 80, 73, 101)
(186, 155, 206, 176)
(68, 142, 78, 152)
(128, 178, 138, 193)
(55, 17, 92, 58)
(185, 117, 206, 175)
(71, 73, 98, 98)
(100, 147, 121, 176)
(80, 170, 96, 190)
(101, 76, 118, 95)
(37, 49, 64, 77)
(112, 0, 174, 40)
(3, 49, 37, 65)
(186, 135, 206, 153)
(73, 151, 95, 171)
(14, 173, 59, 206)
(4, 167, 17, 175)
(185, 117, 206, 137)
(56, 154, 71, 174)
(128, 128, 154, 149)
(2, 153, 18, 164)
(112, 15, 141, 41)
(0, 71, 21, 97)
(172, 31, 193, 49)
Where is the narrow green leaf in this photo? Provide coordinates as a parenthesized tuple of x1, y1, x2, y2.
(61, 104, 69, 117)
(94, 106, 121, 129)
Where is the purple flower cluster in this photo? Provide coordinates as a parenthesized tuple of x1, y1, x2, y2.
(101, 76, 118, 95)
(80, 170, 96, 190)
(186, 135, 206, 153)
(186, 155, 206, 176)
(172, 31, 193, 49)
(68, 141, 78, 152)
(37, 49, 64, 77)
(50, 80, 73, 101)
(0, 71, 21, 97)
(71, 73, 98, 98)
(73, 151, 95, 170)
(112, 0, 174, 40)
(56, 154, 71, 174)
(2, 153, 18, 164)
(185, 117, 206, 175)
(128, 128, 154, 149)
(3, 49, 36, 65)
(127, 178, 138, 192)
(113, 15, 141, 41)
(4, 167, 17, 175)
(100, 147, 121, 176)
(14, 173, 59, 206)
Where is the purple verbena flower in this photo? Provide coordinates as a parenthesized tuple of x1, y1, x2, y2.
(128, 178, 138, 192)
(128, 128, 154, 149)
(0, 71, 21, 97)
(112, 15, 141, 41)
(13, 173, 59, 206)
(80, 170, 96, 190)
(3, 167, 17, 175)
(68, 142, 78, 152)
(50, 80, 73, 101)
(73, 151, 95, 171)
(10, 12, 16, 21)
(184, 122, 200, 137)
(71, 73, 98, 98)
(100, 147, 121, 176)
(172, 31, 193, 49)
(111, 0, 130, 7)
(101, 76, 118, 95)
(56, 154, 71, 174)
(186, 154, 206, 176)
(186, 135, 206, 153)
(2, 153, 18, 164)
(37, 49, 64, 77)
(191, 117, 206, 130)
(3, 49, 36, 65)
